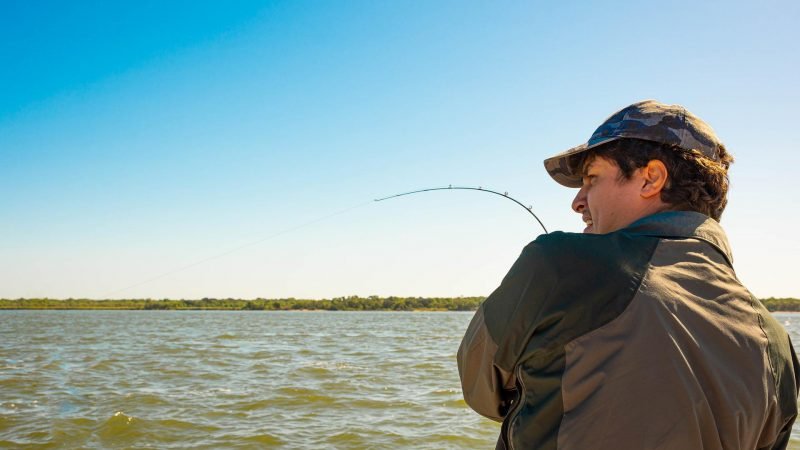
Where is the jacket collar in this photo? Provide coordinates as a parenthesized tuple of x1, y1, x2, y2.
(622, 211, 733, 265)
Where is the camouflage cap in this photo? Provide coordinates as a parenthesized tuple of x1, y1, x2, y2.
(543, 100, 724, 188)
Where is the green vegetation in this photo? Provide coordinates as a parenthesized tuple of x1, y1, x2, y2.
(760, 298, 800, 312)
(2, 296, 798, 311)
(0, 296, 484, 311)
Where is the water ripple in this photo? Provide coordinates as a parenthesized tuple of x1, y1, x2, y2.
(0, 309, 671, 448)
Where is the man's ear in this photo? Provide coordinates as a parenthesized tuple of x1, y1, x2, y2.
(640, 159, 668, 199)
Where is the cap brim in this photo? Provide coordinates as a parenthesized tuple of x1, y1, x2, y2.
(542, 137, 620, 188)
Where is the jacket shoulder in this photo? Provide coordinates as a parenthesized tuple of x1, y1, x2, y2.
(524, 230, 654, 273)
(490, 230, 661, 370)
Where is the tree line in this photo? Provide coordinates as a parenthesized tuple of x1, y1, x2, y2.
(0, 296, 484, 311)
(760, 298, 800, 312)
(1, 296, 799, 311)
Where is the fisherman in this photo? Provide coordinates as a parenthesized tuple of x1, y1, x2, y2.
(457, 100, 799, 449)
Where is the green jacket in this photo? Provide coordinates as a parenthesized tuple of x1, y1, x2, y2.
(458, 211, 798, 449)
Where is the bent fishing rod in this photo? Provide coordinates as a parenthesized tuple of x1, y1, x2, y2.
(374, 185, 548, 234)
(105, 187, 546, 296)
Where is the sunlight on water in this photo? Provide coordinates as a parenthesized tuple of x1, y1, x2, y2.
(0, 311, 499, 449)
(1, 310, 798, 448)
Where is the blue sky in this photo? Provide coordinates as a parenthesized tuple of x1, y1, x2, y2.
(2, 0, 798, 299)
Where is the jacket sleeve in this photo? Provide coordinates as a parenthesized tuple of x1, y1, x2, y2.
(457, 304, 514, 421)
(767, 336, 800, 450)
(457, 241, 556, 421)
(766, 426, 792, 450)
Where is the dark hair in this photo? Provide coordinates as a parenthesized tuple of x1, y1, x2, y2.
(569, 138, 734, 221)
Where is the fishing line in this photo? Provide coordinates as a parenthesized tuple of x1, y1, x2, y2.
(374, 185, 548, 234)
(103, 185, 545, 298)
(100, 200, 374, 298)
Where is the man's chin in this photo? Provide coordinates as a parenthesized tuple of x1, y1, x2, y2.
(583, 225, 594, 234)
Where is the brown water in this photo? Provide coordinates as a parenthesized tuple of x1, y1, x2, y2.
(0, 310, 798, 448)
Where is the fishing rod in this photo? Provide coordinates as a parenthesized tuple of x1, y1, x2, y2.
(374, 185, 548, 234)
(104, 187, 545, 297)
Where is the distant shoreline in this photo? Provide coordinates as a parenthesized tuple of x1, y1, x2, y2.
(2, 297, 799, 312)
(0, 296, 481, 312)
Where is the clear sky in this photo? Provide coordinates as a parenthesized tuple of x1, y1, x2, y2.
(2, 0, 798, 300)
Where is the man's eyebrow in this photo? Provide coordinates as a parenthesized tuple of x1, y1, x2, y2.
(580, 160, 594, 177)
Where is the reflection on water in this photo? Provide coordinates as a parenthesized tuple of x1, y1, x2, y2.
(1, 310, 798, 448)
(0, 310, 497, 449)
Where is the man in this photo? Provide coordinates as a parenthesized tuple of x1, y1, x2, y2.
(457, 100, 799, 449)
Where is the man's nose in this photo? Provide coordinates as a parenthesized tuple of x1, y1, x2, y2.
(572, 187, 587, 214)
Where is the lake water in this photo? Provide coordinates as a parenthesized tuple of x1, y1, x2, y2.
(1, 310, 799, 449)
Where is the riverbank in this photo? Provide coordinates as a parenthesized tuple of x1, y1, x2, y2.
(2, 296, 799, 311)
(0, 296, 482, 311)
